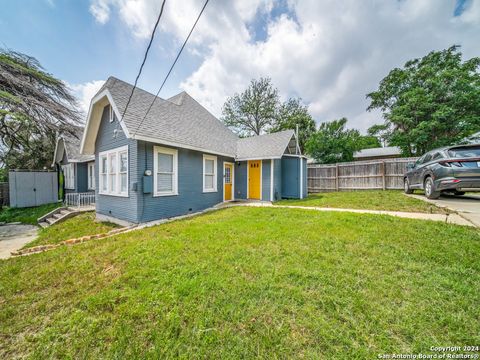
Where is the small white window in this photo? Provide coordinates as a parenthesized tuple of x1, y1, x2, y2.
(100, 155, 107, 192)
(119, 151, 128, 193)
(62, 163, 74, 190)
(154, 146, 178, 196)
(109, 105, 114, 122)
(203, 154, 217, 192)
(98, 145, 128, 197)
(88, 162, 95, 190)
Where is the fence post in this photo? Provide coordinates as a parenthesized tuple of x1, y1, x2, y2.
(381, 161, 386, 190)
(335, 163, 339, 191)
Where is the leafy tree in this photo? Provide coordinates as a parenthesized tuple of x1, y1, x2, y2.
(367, 46, 480, 156)
(0, 49, 80, 171)
(357, 134, 380, 150)
(222, 77, 279, 136)
(269, 98, 316, 153)
(367, 124, 390, 147)
(306, 118, 363, 164)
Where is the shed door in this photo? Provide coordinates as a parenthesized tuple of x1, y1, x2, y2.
(15, 173, 36, 207)
(248, 160, 261, 200)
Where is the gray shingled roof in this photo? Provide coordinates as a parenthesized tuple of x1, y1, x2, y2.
(236, 130, 296, 160)
(353, 146, 401, 158)
(104, 77, 238, 156)
(57, 127, 94, 163)
(86, 77, 299, 160)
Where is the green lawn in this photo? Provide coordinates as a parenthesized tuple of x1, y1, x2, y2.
(0, 202, 61, 225)
(23, 212, 120, 249)
(276, 190, 446, 213)
(1, 207, 479, 358)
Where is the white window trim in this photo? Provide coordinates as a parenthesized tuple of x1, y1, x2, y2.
(153, 146, 178, 197)
(98, 145, 128, 197)
(109, 105, 114, 122)
(203, 154, 218, 193)
(88, 162, 95, 190)
(62, 163, 74, 190)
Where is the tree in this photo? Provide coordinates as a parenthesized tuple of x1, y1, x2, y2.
(367, 124, 390, 147)
(306, 118, 364, 164)
(357, 134, 380, 150)
(367, 46, 480, 156)
(270, 98, 316, 153)
(0, 49, 80, 171)
(222, 77, 279, 136)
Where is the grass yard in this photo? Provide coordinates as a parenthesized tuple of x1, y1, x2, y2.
(1, 207, 479, 358)
(276, 190, 447, 213)
(0, 202, 61, 225)
(23, 212, 120, 249)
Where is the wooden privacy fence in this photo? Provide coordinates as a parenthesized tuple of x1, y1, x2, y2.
(308, 157, 418, 192)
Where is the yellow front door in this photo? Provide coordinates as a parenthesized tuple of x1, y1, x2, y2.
(248, 160, 261, 200)
(224, 163, 233, 201)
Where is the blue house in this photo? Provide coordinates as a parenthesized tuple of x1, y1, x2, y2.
(53, 127, 95, 194)
(80, 77, 307, 225)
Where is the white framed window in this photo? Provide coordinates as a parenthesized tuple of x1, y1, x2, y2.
(153, 146, 178, 196)
(98, 145, 128, 197)
(203, 154, 217, 192)
(100, 155, 107, 193)
(62, 163, 74, 190)
(88, 162, 95, 190)
(109, 105, 114, 122)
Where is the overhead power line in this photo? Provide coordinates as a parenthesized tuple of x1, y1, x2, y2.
(116, 0, 166, 133)
(132, 0, 210, 137)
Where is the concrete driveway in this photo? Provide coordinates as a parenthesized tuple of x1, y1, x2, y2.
(0, 224, 38, 259)
(408, 193, 480, 227)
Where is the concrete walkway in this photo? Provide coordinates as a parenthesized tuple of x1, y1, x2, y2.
(220, 201, 475, 227)
(406, 193, 480, 228)
(0, 224, 38, 259)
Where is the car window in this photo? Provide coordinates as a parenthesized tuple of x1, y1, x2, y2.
(448, 146, 480, 158)
(422, 153, 433, 163)
(416, 155, 425, 165)
(431, 152, 444, 161)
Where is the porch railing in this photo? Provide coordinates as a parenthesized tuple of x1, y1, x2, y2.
(64, 192, 96, 208)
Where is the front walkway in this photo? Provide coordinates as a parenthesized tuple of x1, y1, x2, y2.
(221, 201, 475, 227)
(0, 224, 38, 259)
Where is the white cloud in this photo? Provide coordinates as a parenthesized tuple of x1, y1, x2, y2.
(90, 0, 112, 24)
(88, 0, 480, 132)
(69, 80, 105, 116)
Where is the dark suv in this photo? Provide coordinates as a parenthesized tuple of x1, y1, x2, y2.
(404, 144, 480, 199)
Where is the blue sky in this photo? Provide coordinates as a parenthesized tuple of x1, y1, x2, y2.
(1, 0, 479, 131)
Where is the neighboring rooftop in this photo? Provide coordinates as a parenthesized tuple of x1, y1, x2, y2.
(353, 146, 402, 159)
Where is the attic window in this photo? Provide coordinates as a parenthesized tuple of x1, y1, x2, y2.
(109, 105, 114, 122)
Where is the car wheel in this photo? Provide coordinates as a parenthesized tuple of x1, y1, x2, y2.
(424, 177, 440, 199)
(454, 191, 465, 196)
(404, 178, 413, 194)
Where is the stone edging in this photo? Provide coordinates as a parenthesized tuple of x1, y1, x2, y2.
(10, 226, 135, 257)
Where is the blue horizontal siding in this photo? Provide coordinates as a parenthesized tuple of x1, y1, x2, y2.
(138, 141, 234, 223)
(235, 161, 247, 199)
(273, 159, 282, 200)
(95, 105, 140, 223)
(281, 157, 300, 198)
(262, 159, 271, 201)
